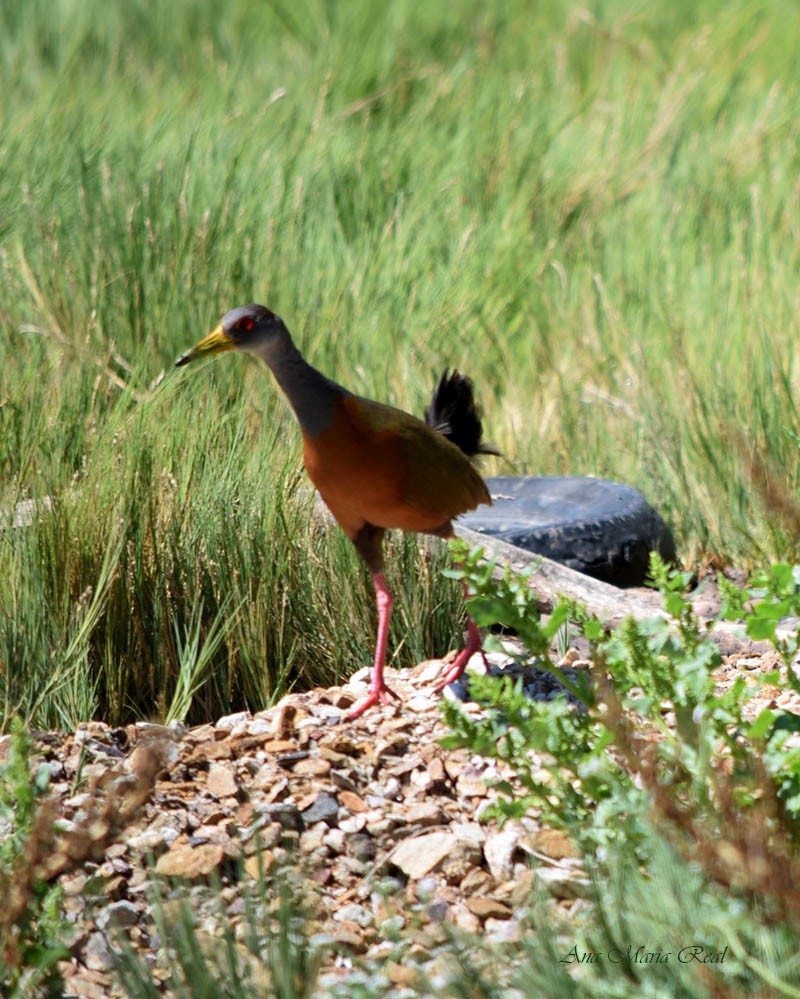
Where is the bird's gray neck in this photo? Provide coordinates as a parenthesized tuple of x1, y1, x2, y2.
(253, 335, 349, 440)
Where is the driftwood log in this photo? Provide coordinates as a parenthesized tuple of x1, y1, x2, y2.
(453, 525, 786, 658)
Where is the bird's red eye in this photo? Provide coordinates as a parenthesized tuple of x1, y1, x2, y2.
(238, 316, 256, 333)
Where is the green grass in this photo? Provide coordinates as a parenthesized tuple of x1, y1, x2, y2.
(2, 0, 800, 726)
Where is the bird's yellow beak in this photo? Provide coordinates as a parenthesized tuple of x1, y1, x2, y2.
(175, 324, 236, 368)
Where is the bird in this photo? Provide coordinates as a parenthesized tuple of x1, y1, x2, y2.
(175, 304, 496, 720)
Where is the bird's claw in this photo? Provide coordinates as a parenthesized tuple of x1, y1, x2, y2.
(433, 647, 488, 692)
(433, 660, 467, 692)
(342, 683, 399, 721)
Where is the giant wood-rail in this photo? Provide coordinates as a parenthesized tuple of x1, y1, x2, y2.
(176, 304, 495, 719)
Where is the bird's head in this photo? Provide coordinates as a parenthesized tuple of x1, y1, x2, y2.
(175, 304, 288, 368)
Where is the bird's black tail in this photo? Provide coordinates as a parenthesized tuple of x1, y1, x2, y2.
(424, 369, 500, 459)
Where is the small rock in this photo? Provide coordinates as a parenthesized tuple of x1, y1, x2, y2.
(300, 827, 326, 852)
(442, 679, 470, 702)
(426, 898, 449, 922)
(324, 734, 363, 757)
(484, 825, 521, 881)
(508, 867, 536, 905)
(256, 802, 302, 831)
(374, 876, 405, 898)
(334, 903, 373, 927)
(426, 758, 446, 782)
(412, 659, 448, 683)
(187, 740, 232, 763)
(333, 855, 369, 878)
(526, 828, 580, 861)
(215, 711, 251, 732)
(465, 897, 513, 919)
(459, 868, 492, 894)
(456, 770, 488, 797)
(450, 821, 486, 845)
(312, 866, 333, 885)
(485, 916, 521, 942)
(45, 760, 66, 781)
(348, 833, 376, 862)
(270, 703, 297, 738)
(127, 828, 168, 854)
(378, 914, 406, 938)
(329, 769, 358, 792)
(206, 763, 239, 798)
(313, 704, 345, 721)
(557, 648, 582, 667)
(96, 900, 139, 931)
(339, 790, 368, 812)
(339, 813, 367, 834)
(243, 850, 275, 880)
(262, 739, 298, 754)
(185, 723, 215, 743)
(440, 840, 484, 885)
(452, 902, 481, 933)
(61, 871, 88, 896)
(329, 920, 367, 952)
(392, 834, 450, 879)
(466, 652, 490, 675)
(277, 750, 311, 769)
(246, 717, 273, 736)
(161, 826, 181, 846)
(84, 931, 115, 972)
(365, 815, 395, 836)
(383, 961, 419, 989)
(535, 864, 592, 899)
(379, 776, 402, 799)
(292, 756, 331, 777)
(406, 802, 445, 826)
(62, 967, 111, 999)
(300, 792, 339, 826)
(155, 841, 224, 879)
(323, 828, 346, 852)
(386, 755, 421, 778)
(347, 666, 371, 685)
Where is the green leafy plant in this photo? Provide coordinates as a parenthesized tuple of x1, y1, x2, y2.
(719, 562, 800, 669)
(440, 541, 800, 995)
(443, 542, 798, 842)
(718, 562, 800, 824)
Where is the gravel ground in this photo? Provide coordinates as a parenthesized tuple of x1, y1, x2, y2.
(5, 607, 798, 997)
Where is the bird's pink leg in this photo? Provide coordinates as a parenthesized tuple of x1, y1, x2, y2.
(434, 581, 487, 690)
(343, 572, 399, 720)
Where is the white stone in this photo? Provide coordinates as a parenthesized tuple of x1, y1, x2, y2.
(392, 831, 460, 879)
(484, 825, 521, 881)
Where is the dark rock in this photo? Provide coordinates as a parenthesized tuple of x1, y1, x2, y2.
(300, 792, 340, 826)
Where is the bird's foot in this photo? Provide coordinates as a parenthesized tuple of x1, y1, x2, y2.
(434, 646, 488, 692)
(342, 682, 399, 721)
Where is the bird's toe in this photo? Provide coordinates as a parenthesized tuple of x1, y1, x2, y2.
(342, 682, 398, 721)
